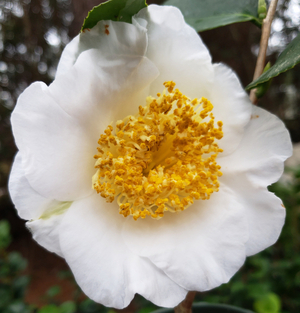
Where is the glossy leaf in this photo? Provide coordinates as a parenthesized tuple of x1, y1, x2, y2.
(246, 33, 300, 90)
(163, 0, 261, 32)
(82, 0, 147, 31)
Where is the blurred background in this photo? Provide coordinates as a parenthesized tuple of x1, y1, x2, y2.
(0, 0, 299, 313)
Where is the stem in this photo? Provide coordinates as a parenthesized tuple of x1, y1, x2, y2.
(249, 0, 279, 104)
(174, 291, 197, 313)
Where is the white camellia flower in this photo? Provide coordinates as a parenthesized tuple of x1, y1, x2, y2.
(9, 4, 292, 309)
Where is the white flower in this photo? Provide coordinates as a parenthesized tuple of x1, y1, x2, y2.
(9, 5, 292, 309)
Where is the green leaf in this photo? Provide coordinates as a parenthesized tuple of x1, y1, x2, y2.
(163, 0, 261, 32)
(254, 293, 281, 313)
(246, 33, 300, 90)
(82, 0, 147, 31)
(0, 220, 11, 250)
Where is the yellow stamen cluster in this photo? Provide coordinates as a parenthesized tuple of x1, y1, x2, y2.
(92, 81, 223, 220)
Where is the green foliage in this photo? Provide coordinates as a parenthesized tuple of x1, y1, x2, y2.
(81, 0, 147, 31)
(163, 0, 262, 32)
(198, 166, 300, 313)
(77, 299, 105, 313)
(246, 33, 300, 90)
(1, 167, 300, 313)
(60, 301, 76, 313)
(46, 286, 62, 299)
(38, 305, 62, 313)
(254, 293, 281, 313)
(0, 222, 32, 313)
(0, 220, 12, 249)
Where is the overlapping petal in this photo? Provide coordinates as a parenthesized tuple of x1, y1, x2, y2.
(9, 4, 293, 310)
(11, 48, 158, 201)
(219, 106, 292, 255)
(123, 186, 248, 291)
(27, 212, 67, 258)
(59, 193, 187, 309)
(11, 80, 96, 201)
(133, 5, 213, 98)
(56, 19, 147, 77)
(219, 106, 292, 187)
(134, 6, 252, 155)
(9, 153, 54, 220)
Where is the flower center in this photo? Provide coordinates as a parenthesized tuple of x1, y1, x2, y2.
(92, 81, 223, 220)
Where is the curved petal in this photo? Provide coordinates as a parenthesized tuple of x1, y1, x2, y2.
(8, 153, 54, 220)
(209, 64, 252, 155)
(11, 81, 96, 201)
(219, 106, 292, 255)
(59, 193, 187, 309)
(56, 19, 147, 77)
(27, 211, 67, 258)
(52, 50, 159, 128)
(219, 106, 292, 187)
(134, 5, 213, 98)
(134, 6, 252, 155)
(243, 189, 285, 256)
(224, 181, 285, 256)
(9, 154, 70, 257)
(123, 186, 248, 292)
(11, 48, 158, 202)
(55, 36, 80, 78)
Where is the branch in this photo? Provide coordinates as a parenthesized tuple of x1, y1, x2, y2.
(174, 291, 197, 313)
(249, 0, 279, 104)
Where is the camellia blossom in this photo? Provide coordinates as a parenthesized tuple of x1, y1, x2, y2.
(9, 4, 292, 309)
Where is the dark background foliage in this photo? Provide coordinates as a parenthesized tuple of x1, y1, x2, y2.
(0, 0, 299, 312)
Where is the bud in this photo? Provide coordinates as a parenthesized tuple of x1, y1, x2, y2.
(256, 62, 272, 98)
(258, 0, 267, 19)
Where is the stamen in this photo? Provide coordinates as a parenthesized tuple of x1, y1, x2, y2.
(92, 82, 223, 220)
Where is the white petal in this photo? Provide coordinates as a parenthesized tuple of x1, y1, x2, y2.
(134, 7, 252, 155)
(228, 182, 285, 256)
(27, 204, 71, 258)
(59, 193, 187, 309)
(11, 81, 96, 201)
(209, 64, 252, 155)
(123, 186, 248, 292)
(9, 153, 54, 220)
(56, 19, 147, 77)
(243, 189, 285, 256)
(55, 36, 80, 78)
(53, 49, 159, 127)
(134, 5, 214, 98)
(219, 106, 292, 255)
(219, 106, 292, 187)
(244, 190, 285, 256)
(11, 48, 158, 202)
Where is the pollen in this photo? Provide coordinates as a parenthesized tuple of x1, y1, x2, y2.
(92, 81, 224, 220)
